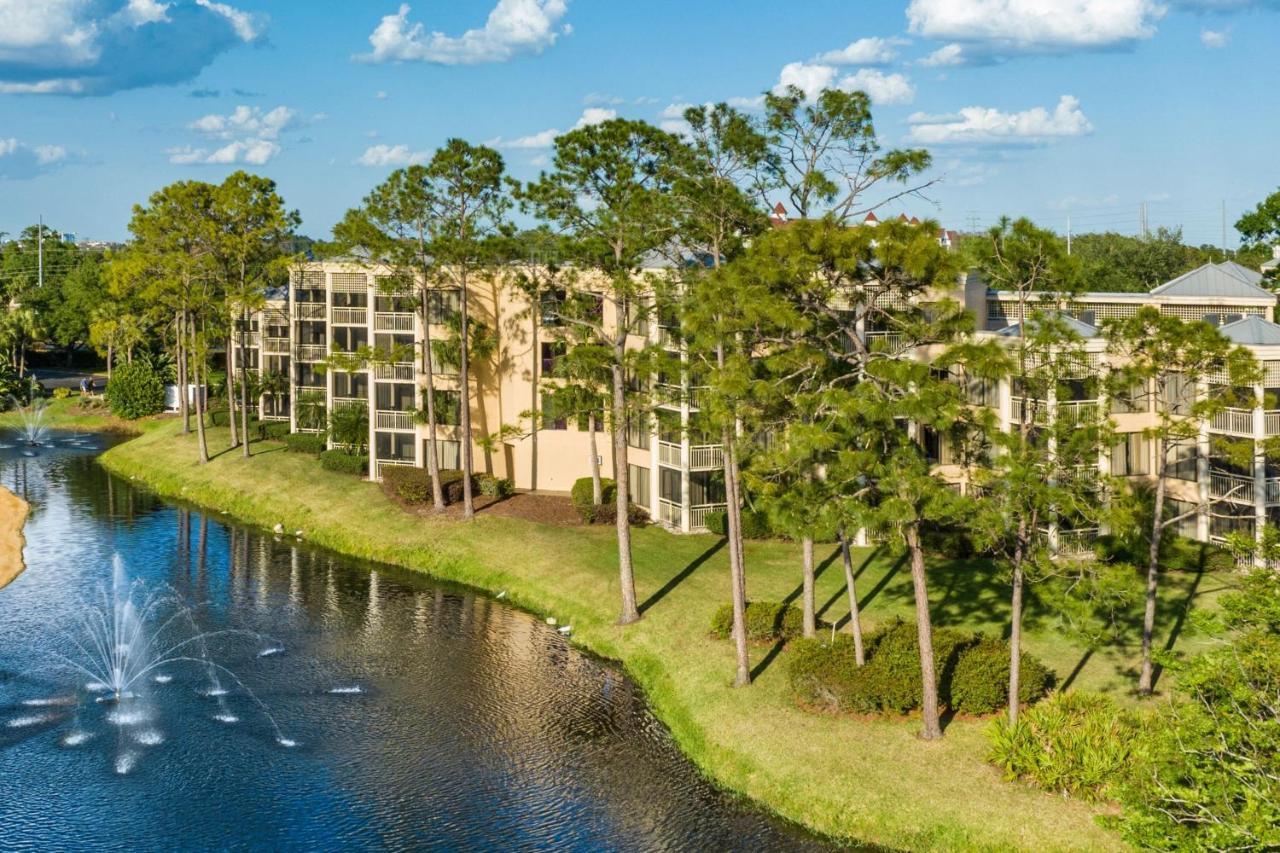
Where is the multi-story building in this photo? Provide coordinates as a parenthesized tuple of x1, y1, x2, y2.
(246, 245, 1280, 546)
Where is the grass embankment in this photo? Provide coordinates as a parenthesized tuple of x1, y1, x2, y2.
(95, 419, 1222, 851)
(0, 395, 145, 435)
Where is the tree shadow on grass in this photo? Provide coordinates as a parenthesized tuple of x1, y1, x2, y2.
(819, 546, 881, 629)
(1150, 566, 1205, 692)
(638, 538, 725, 615)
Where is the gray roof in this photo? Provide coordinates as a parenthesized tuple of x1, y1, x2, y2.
(1149, 262, 1274, 299)
(996, 313, 1100, 339)
(1219, 314, 1280, 346)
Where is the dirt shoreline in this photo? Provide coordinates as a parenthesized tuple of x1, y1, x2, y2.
(0, 484, 28, 589)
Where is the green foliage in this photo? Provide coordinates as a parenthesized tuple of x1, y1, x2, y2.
(1065, 228, 1220, 294)
(257, 421, 290, 441)
(437, 469, 470, 505)
(284, 433, 325, 455)
(705, 508, 774, 540)
(949, 636, 1053, 714)
(381, 465, 435, 504)
(104, 360, 164, 420)
(52, 387, 71, 400)
(476, 473, 514, 499)
(987, 692, 1142, 801)
(789, 620, 1053, 717)
(571, 476, 616, 522)
(328, 401, 369, 454)
(319, 449, 367, 476)
(710, 600, 807, 643)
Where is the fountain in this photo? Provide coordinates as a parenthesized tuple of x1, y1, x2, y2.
(5, 396, 50, 451)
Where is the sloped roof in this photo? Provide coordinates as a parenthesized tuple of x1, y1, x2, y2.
(996, 314, 1100, 339)
(1219, 314, 1280, 346)
(1149, 262, 1274, 299)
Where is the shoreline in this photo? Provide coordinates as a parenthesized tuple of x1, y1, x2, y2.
(90, 418, 1121, 852)
(0, 483, 29, 590)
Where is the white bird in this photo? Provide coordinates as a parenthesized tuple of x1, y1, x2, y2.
(273, 523, 284, 534)
(294, 530, 303, 539)
(545, 616, 557, 626)
(558, 625, 572, 636)
(496, 590, 507, 600)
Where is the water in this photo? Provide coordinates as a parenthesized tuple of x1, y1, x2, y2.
(0, 432, 828, 852)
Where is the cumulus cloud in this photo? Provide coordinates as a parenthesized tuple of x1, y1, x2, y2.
(356, 144, 429, 167)
(0, 0, 265, 96)
(774, 62, 916, 105)
(1200, 28, 1229, 47)
(0, 137, 70, 178)
(815, 36, 903, 65)
(906, 95, 1093, 144)
(906, 0, 1163, 56)
(486, 106, 614, 149)
(920, 43, 966, 66)
(358, 0, 570, 65)
(168, 138, 279, 165)
(188, 105, 300, 139)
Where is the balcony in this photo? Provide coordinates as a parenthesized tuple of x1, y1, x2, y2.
(375, 459, 413, 480)
(864, 330, 903, 350)
(294, 303, 326, 320)
(374, 363, 415, 381)
(331, 307, 368, 325)
(1207, 470, 1280, 505)
(294, 344, 326, 362)
(263, 337, 290, 355)
(373, 312, 414, 332)
(332, 397, 365, 410)
(1055, 528, 1099, 557)
(690, 444, 724, 470)
(376, 410, 415, 431)
(658, 498, 681, 527)
(690, 503, 725, 532)
(658, 440, 681, 466)
(1010, 397, 1101, 426)
(1209, 407, 1280, 438)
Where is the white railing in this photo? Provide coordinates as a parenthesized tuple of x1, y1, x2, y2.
(658, 498, 681, 527)
(689, 444, 724, 470)
(263, 337, 290, 355)
(690, 503, 725, 532)
(1267, 411, 1280, 436)
(658, 326, 680, 348)
(374, 312, 414, 332)
(331, 307, 368, 325)
(294, 303, 326, 320)
(375, 459, 413, 480)
(237, 331, 260, 348)
(688, 386, 708, 410)
(331, 397, 365, 410)
(655, 383, 683, 408)
(658, 440, 681, 466)
(1211, 408, 1255, 437)
(1056, 528, 1099, 557)
(1209, 471, 1253, 503)
(294, 344, 326, 362)
(374, 363, 415, 381)
(864, 330, 903, 350)
(1011, 397, 1101, 425)
(376, 410, 415, 431)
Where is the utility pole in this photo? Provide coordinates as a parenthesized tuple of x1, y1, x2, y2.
(1221, 199, 1227, 256)
(1139, 202, 1148, 239)
(37, 215, 43, 288)
(1067, 214, 1072, 256)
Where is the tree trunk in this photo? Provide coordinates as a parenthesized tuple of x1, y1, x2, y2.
(239, 310, 251, 459)
(802, 536, 816, 638)
(177, 310, 189, 434)
(589, 412, 603, 505)
(459, 276, 475, 520)
(192, 339, 209, 465)
(611, 356, 639, 625)
(905, 523, 943, 740)
(420, 301, 445, 510)
(1008, 559, 1024, 725)
(531, 305, 539, 492)
(838, 525, 865, 666)
(228, 320, 239, 449)
(1138, 465, 1167, 695)
(723, 424, 750, 687)
(106, 343, 114, 383)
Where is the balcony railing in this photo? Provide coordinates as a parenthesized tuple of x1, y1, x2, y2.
(658, 498, 681, 527)
(1011, 397, 1101, 426)
(690, 503, 725, 532)
(373, 312, 414, 332)
(294, 303, 326, 320)
(374, 363, 415, 381)
(689, 444, 724, 470)
(658, 440, 681, 467)
(864, 330, 903, 350)
(332, 397, 365, 410)
(1055, 528, 1100, 557)
(375, 459, 413, 480)
(263, 337, 290, 355)
(331, 307, 368, 325)
(376, 410, 415, 431)
(294, 344, 326, 362)
(1211, 408, 1255, 437)
(1209, 471, 1253, 503)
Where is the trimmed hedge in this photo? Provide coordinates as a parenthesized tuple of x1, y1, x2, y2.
(319, 449, 367, 476)
(787, 619, 1053, 716)
(382, 465, 434, 504)
(105, 361, 165, 420)
(710, 601, 808, 643)
(284, 433, 325, 455)
(257, 421, 291, 441)
(570, 476, 648, 525)
(477, 473, 514, 499)
(705, 508, 774, 540)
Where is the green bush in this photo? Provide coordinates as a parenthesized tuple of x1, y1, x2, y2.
(382, 465, 434, 504)
(104, 361, 165, 420)
(571, 476, 615, 523)
(988, 692, 1141, 802)
(52, 387, 71, 400)
(787, 619, 1053, 717)
(705, 508, 774, 539)
(710, 600, 807, 643)
(950, 636, 1053, 715)
(438, 469, 468, 504)
(284, 433, 325, 455)
(319, 449, 367, 476)
(477, 473, 514, 499)
(257, 421, 291, 441)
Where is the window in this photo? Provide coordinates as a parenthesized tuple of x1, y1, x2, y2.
(1111, 382, 1148, 414)
(330, 326, 368, 353)
(540, 392, 567, 430)
(689, 470, 725, 505)
(1167, 499, 1200, 540)
(426, 340, 458, 376)
(427, 439, 460, 469)
(1162, 373, 1195, 416)
(1210, 503, 1253, 540)
(266, 323, 289, 339)
(332, 291, 367, 308)
(426, 289, 461, 325)
(658, 466, 682, 502)
(374, 292, 416, 314)
(629, 464, 650, 505)
(627, 410, 651, 450)
(1111, 433, 1150, 476)
(296, 324, 326, 345)
(430, 389, 461, 426)
(1167, 441, 1199, 481)
(333, 371, 367, 399)
(540, 288, 565, 327)
(375, 431, 415, 461)
(376, 382, 416, 413)
(375, 333, 414, 362)
(540, 341, 565, 375)
(293, 287, 325, 304)
(295, 364, 322, 387)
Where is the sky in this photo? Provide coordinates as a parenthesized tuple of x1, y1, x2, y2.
(1, 0, 1278, 247)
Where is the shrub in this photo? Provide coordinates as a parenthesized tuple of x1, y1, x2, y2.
(382, 465, 434, 504)
(710, 600, 807, 643)
(319, 449, 367, 476)
(257, 421, 291, 441)
(284, 433, 325, 455)
(52, 387, 71, 400)
(104, 361, 165, 420)
(950, 636, 1053, 715)
(988, 692, 1142, 802)
(477, 473, 514, 499)
(438, 469, 468, 504)
(571, 477, 615, 523)
(705, 508, 773, 539)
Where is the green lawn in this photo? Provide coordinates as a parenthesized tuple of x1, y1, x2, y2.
(0, 394, 142, 434)
(81, 417, 1228, 851)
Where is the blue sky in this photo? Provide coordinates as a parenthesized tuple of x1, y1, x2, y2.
(1, 0, 1278, 247)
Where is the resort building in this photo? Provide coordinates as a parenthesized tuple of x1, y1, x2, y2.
(236, 244, 1280, 545)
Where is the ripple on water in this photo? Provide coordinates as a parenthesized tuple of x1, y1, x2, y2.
(22, 696, 75, 707)
(61, 731, 93, 747)
(327, 686, 362, 695)
(153, 674, 172, 685)
(212, 713, 239, 724)
(134, 730, 164, 746)
(115, 751, 138, 775)
(106, 708, 149, 727)
(257, 647, 284, 658)
(7, 714, 55, 728)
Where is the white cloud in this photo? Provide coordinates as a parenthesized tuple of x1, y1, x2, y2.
(167, 138, 280, 166)
(356, 144, 429, 167)
(188, 105, 300, 139)
(906, 94, 1093, 144)
(920, 43, 966, 66)
(0, 137, 71, 178)
(1200, 28, 1229, 48)
(120, 0, 172, 27)
(906, 0, 1163, 54)
(375, 90, 388, 100)
(726, 94, 765, 110)
(774, 62, 915, 105)
(34, 144, 66, 164)
(584, 92, 623, 105)
(816, 36, 901, 65)
(359, 0, 570, 65)
(486, 106, 614, 149)
(194, 0, 264, 42)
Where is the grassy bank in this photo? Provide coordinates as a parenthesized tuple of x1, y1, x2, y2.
(0, 395, 145, 435)
(94, 419, 1221, 851)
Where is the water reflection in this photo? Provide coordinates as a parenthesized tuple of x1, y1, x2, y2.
(0, 432, 827, 852)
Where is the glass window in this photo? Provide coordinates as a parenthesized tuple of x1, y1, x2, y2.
(427, 439, 460, 469)
(1162, 373, 1195, 416)
(540, 392, 567, 430)
(375, 431, 414, 461)
(627, 410, 651, 450)
(331, 326, 368, 353)
(1111, 433, 1150, 476)
(333, 372, 368, 399)
(375, 382, 416, 412)
(540, 341, 565, 374)
(332, 291, 368, 308)
(629, 464, 650, 505)
(1167, 441, 1199, 481)
(659, 466, 682, 502)
(426, 289, 461, 325)
(689, 470, 725, 505)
